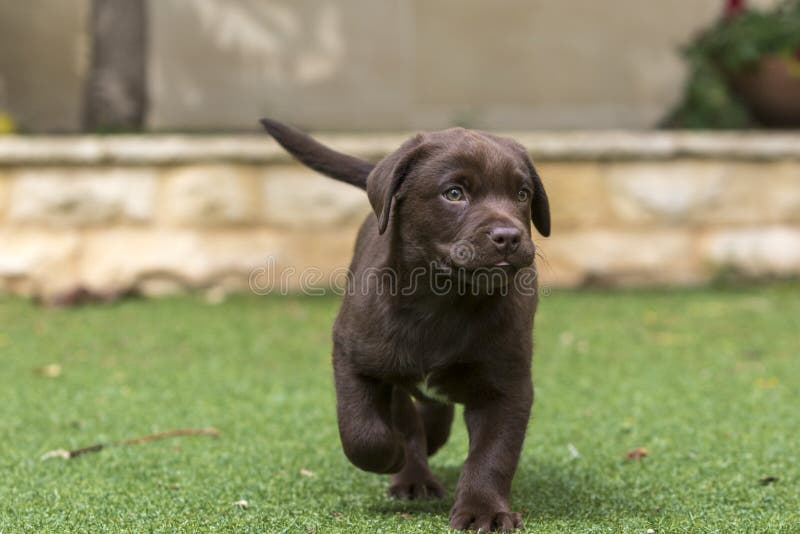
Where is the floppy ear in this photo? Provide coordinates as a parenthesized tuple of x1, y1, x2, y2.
(517, 149, 551, 237)
(366, 134, 426, 234)
(530, 167, 551, 237)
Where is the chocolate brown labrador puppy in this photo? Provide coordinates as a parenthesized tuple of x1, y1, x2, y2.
(260, 118, 550, 532)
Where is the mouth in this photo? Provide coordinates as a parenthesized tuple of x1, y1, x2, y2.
(494, 262, 518, 276)
(436, 260, 519, 281)
(437, 257, 518, 273)
(435, 241, 532, 272)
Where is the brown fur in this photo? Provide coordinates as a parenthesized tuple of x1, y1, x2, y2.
(261, 118, 551, 532)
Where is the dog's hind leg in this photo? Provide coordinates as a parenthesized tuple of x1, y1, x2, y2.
(333, 357, 405, 474)
(387, 387, 446, 499)
(417, 401, 454, 457)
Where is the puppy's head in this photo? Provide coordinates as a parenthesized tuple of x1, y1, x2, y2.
(366, 128, 550, 275)
(259, 119, 550, 285)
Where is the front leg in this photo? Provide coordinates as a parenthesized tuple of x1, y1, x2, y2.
(333, 356, 405, 474)
(450, 380, 532, 532)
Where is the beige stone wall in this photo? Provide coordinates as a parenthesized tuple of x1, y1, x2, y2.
(543, 159, 800, 286)
(1, 132, 799, 302)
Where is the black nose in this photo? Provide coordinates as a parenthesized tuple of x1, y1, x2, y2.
(488, 226, 521, 254)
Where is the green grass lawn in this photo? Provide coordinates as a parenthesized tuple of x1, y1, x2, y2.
(1, 285, 798, 533)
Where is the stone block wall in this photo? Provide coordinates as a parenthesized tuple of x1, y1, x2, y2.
(0, 132, 799, 302)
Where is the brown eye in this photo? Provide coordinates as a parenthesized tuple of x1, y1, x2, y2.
(444, 186, 465, 202)
(517, 189, 530, 202)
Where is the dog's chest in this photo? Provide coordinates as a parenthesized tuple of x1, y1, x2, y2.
(414, 373, 452, 404)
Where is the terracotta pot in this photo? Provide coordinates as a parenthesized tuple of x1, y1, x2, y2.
(728, 55, 800, 128)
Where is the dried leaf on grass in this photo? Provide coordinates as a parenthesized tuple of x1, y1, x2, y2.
(626, 447, 648, 460)
(299, 468, 315, 477)
(41, 427, 220, 460)
(35, 364, 62, 378)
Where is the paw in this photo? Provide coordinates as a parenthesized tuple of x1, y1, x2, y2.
(341, 430, 405, 474)
(449, 506, 522, 532)
(388, 474, 446, 500)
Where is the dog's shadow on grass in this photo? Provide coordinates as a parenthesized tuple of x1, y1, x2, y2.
(513, 460, 647, 522)
(369, 460, 645, 522)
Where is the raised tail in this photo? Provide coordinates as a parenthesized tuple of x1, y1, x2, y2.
(260, 118, 374, 190)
